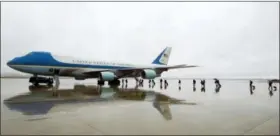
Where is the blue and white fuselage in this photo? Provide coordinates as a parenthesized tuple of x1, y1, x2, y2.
(7, 47, 197, 84)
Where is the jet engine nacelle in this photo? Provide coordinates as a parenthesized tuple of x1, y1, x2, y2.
(99, 72, 116, 81)
(141, 69, 157, 79)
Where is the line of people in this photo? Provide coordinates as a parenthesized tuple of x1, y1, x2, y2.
(121, 79, 128, 88)
(268, 80, 277, 91)
(122, 78, 278, 95)
(149, 79, 156, 88)
(249, 80, 278, 91)
(249, 80, 277, 96)
(191, 79, 221, 92)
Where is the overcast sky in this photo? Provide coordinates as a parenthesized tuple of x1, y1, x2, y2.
(1, 2, 279, 78)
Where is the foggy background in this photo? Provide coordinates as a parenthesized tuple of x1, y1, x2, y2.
(1, 2, 279, 78)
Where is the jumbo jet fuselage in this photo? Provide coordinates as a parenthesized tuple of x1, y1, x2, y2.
(7, 47, 197, 86)
(7, 52, 164, 79)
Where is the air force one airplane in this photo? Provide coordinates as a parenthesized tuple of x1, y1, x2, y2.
(7, 47, 198, 86)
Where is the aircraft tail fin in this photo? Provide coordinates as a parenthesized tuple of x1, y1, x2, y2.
(152, 47, 172, 65)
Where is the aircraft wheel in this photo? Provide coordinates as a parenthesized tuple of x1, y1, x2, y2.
(113, 79, 120, 86)
(108, 80, 120, 86)
(115, 79, 120, 85)
(47, 79, 53, 86)
(33, 82, 39, 87)
(98, 80, 105, 85)
(47, 82, 53, 87)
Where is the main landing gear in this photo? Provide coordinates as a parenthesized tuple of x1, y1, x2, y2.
(29, 76, 53, 86)
(97, 79, 120, 86)
(109, 79, 120, 86)
(98, 80, 105, 85)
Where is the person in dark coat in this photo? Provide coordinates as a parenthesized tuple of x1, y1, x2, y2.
(268, 80, 273, 91)
(178, 80, 181, 86)
(193, 79, 196, 86)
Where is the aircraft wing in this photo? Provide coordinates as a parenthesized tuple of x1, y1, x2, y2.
(83, 64, 198, 78)
(158, 64, 198, 69)
(117, 64, 198, 77)
(119, 64, 198, 71)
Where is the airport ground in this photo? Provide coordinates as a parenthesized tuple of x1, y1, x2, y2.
(1, 78, 279, 135)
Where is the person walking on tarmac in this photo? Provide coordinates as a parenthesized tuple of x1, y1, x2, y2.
(164, 80, 168, 89)
(193, 79, 196, 91)
(249, 80, 253, 87)
(214, 78, 218, 87)
(214, 78, 221, 88)
(268, 80, 273, 91)
(122, 79, 124, 85)
(178, 79, 181, 86)
(164, 80, 169, 86)
(193, 79, 196, 87)
(249, 80, 255, 90)
(139, 79, 143, 87)
(201, 79, 205, 92)
(160, 79, 163, 90)
(152, 79, 155, 85)
(201, 79, 205, 86)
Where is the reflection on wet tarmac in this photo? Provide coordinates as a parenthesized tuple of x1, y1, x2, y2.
(215, 86, 221, 93)
(4, 84, 192, 121)
(250, 87, 254, 95)
(269, 90, 274, 97)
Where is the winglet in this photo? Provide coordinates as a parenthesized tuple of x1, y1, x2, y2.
(152, 47, 172, 65)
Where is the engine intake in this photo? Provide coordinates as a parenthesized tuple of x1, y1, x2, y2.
(99, 72, 116, 81)
(141, 69, 157, 79)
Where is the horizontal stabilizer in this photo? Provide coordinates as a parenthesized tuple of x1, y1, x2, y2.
(164, 64, 199, 69)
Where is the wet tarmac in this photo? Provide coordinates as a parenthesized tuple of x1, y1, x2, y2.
(1, 78, 279, 135)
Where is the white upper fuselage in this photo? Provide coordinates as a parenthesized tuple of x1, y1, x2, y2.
(53, 55, 163, 70)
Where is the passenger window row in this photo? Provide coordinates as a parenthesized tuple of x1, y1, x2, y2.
(72, 60, 130, 66)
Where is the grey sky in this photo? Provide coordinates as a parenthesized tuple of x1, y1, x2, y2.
(1, 2, 279, 78)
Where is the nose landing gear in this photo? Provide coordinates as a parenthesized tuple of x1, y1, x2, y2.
(29, 76, 54, 86)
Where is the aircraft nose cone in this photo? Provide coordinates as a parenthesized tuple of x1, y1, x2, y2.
(7, 60, 12, 66)
(7, 58, 16, 68)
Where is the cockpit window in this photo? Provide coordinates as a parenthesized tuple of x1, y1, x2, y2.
(27, 52, 32, 56)
(25, 52, 42, 56)
(23, 52, 34, 56)
(27, 51, 50, 56)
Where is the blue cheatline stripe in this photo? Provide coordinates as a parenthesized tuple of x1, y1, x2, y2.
(11, 51, 134, 70)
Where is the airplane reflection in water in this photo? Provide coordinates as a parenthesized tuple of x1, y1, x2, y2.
(4, 84, 196, 121)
